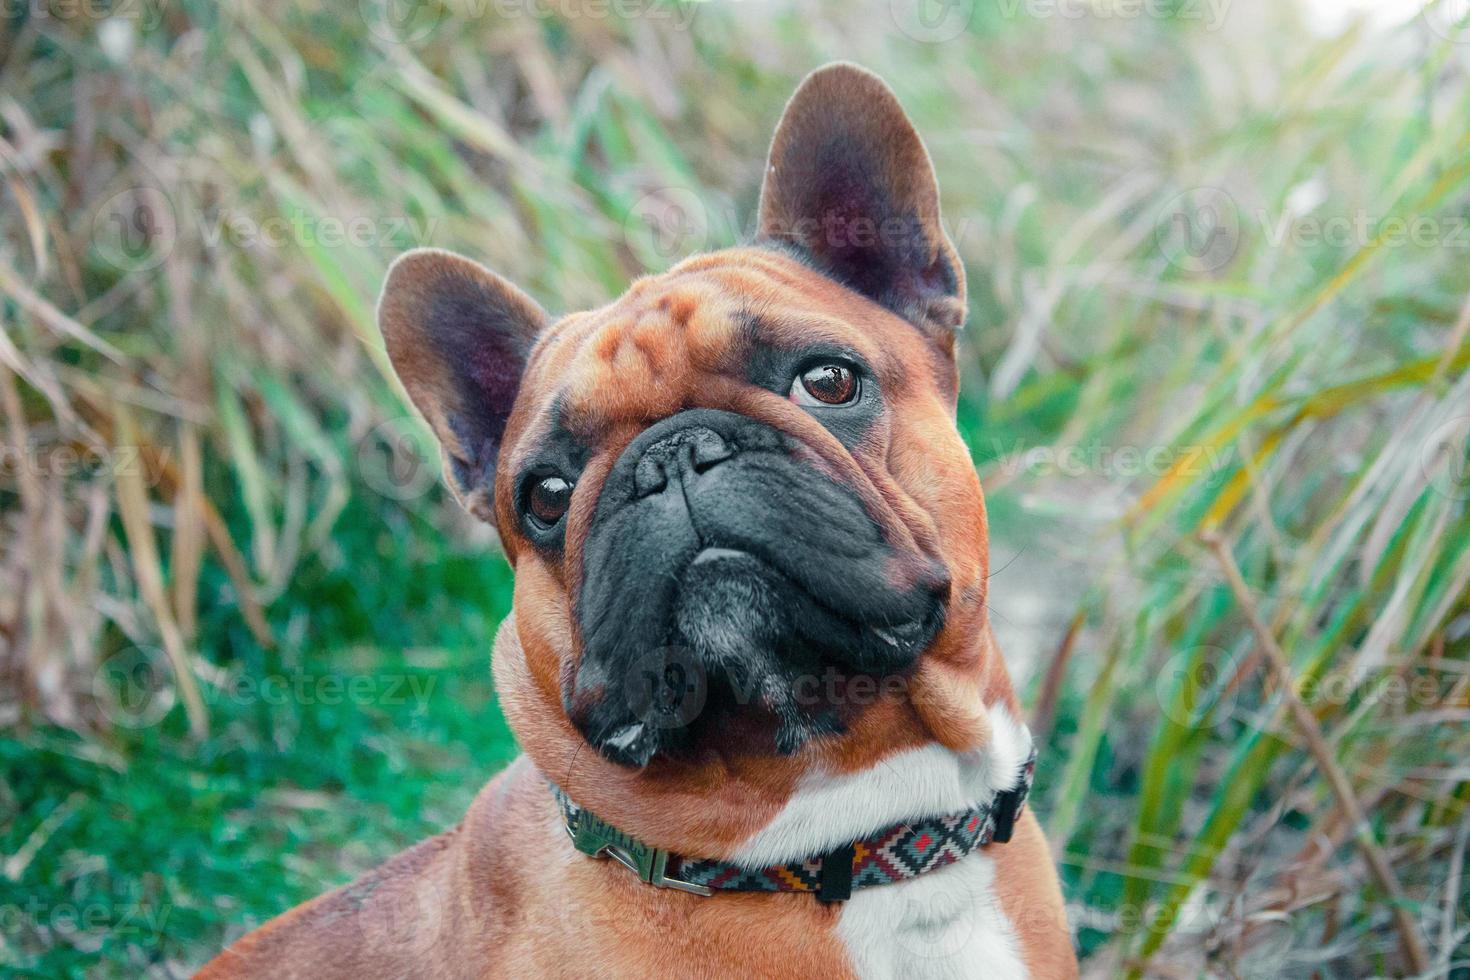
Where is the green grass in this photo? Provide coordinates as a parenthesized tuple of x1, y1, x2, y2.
(1, 487, 518, 974)
(3, 0, 1469, 975)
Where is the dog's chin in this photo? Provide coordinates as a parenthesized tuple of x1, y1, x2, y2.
(674, 547, 790, 670)
(573, 547, 943, 769)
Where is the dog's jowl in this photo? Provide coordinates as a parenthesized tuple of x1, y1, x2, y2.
(200, 63, 1078, 980)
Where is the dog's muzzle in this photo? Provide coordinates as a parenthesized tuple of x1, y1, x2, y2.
(566, 408, 948, 767)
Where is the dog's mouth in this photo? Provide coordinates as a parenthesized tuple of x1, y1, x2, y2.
(674, 545, 941, 677)
(567, 409, 948, 768)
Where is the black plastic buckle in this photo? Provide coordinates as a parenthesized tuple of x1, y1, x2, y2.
(989, 786, 1023, 844)
(816, 843, 856, 903)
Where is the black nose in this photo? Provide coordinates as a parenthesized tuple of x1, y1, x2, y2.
(633, 425, 734, 496)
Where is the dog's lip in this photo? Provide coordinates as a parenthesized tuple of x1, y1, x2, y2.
(680, 544, 942, 644)
(690, 546, 751, 566)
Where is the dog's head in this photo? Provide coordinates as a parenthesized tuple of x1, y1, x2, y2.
(379, 64, 1001, 786)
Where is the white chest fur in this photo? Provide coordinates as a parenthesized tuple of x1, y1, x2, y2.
(729, 706, 1034, 979)
(837, 851, 1027, 979)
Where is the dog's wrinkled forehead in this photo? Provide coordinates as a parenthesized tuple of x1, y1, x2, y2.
(513, 249, 912, 447)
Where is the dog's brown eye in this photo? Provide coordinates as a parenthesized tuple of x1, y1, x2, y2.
(528, 476, 573, 527)
(793, 364, 859, 406)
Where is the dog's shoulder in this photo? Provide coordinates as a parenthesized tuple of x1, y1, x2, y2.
(196, 759, 540, 979)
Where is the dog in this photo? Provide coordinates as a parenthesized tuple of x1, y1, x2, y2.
(199, 62, 1077, 979)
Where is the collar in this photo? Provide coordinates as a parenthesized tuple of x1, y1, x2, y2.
(552, 744, 1037, 903)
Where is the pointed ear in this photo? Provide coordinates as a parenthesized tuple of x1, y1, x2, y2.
(758, 63, 966, 350)
(377, 248, 548, 526)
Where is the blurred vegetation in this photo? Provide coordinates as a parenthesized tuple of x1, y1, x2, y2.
(1, 0, 1468, 975)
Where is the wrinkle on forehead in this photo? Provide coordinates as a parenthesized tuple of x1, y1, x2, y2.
(520, 248, 916, 443)
(558, 279, 745, 434)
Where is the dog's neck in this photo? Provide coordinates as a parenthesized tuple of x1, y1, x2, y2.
(725, 691, 1033, 869)
(495, 613, 1026, 864)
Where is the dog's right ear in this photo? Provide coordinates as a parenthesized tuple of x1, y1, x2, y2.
(758, 63, 965, 351)
(377, 248, 548, 527)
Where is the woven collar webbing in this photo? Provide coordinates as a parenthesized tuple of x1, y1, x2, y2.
(552, 745, 1036, 902)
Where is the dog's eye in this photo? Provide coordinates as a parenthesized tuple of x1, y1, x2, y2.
(527, 476, 573, 527)
(791, 363, 859, 406)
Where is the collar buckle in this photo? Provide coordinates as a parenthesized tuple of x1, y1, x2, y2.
(565, 808, 714, 897)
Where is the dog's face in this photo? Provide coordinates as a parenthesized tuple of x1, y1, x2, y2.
(380, 64, 996, 776)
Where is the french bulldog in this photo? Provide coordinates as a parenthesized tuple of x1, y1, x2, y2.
(200, 62, 1077, 979)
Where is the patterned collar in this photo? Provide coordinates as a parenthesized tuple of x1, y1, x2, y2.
(551, 746, 1037, 903)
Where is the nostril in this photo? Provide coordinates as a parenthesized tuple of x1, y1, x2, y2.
(688, 428, 733, 472)
(633, 426, 735, 496)
(634, 454, 669, 497)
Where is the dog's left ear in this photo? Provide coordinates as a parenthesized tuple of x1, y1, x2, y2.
(758, 62, 966, 352)
(377, 248, 548, 528)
